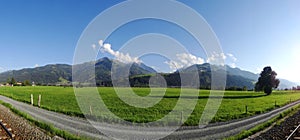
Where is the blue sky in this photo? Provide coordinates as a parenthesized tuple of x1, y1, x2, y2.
(0, 0, 300, 83)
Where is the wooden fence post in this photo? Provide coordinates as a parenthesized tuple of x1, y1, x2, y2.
(38, 94, 41, 107)
(245, 105, 248, 114)
(181, 111, 184, 124)
(30, 94, 33, 105)
(90, 106, 92, 115)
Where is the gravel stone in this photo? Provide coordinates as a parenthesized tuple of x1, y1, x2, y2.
(0, 104, 63, 140)
(251, 109, 300, 140)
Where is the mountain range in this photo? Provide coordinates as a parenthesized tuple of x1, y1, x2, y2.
(0, 57, 297, 89)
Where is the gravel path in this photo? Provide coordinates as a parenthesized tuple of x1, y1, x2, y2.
(0, 103, 62, 140)
(1, 95, 300, 140)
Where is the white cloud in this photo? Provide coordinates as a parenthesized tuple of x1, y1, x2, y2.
(229, 63, 236, 68)
(164, 52, 239, 71)
(35, 64, 39, 67)
(206, 52, 239, 68)
(92, 44, 97, 50)
(99, 40, 141, 63)
(226, 53, 238, 68)
(0, 67, 5, 73)
(227, 53, 237, 62)
(165, 61, 183, 71)
(165, 53, 205, 71)
(207, 52, 226, 65)
(98, 40, 104, 47)
(177, 53, 205, 66)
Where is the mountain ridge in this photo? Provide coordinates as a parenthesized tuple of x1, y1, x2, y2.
(0, 57, 297, 89)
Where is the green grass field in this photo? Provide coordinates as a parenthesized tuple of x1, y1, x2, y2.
(0, 86, 299, 126)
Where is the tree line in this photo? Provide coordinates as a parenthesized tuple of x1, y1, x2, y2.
(2, 77, 32, 86)
(292, 86, 300, 90)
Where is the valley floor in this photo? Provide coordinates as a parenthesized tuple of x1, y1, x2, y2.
(1, 94, 300, 139)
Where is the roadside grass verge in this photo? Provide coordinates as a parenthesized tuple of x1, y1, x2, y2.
(225, 104, 300, 140)
(0, 100, 84, 140)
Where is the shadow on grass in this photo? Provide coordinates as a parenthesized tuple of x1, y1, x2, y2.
(151, 94, 267, 99)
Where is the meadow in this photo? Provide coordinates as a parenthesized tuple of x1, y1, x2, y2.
(0, 86, 299, 126)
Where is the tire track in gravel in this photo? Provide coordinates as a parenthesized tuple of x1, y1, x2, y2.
(1, 95, 300, 140)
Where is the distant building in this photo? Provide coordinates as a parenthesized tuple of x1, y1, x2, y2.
(292, 86, 300, 90)
(16, 82, 23, 86)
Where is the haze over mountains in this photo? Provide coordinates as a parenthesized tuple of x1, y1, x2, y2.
(0, 57, 296, 89)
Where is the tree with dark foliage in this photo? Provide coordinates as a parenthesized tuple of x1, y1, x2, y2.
(9, 77, 16, 86)
(255, 66, 280, 95)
